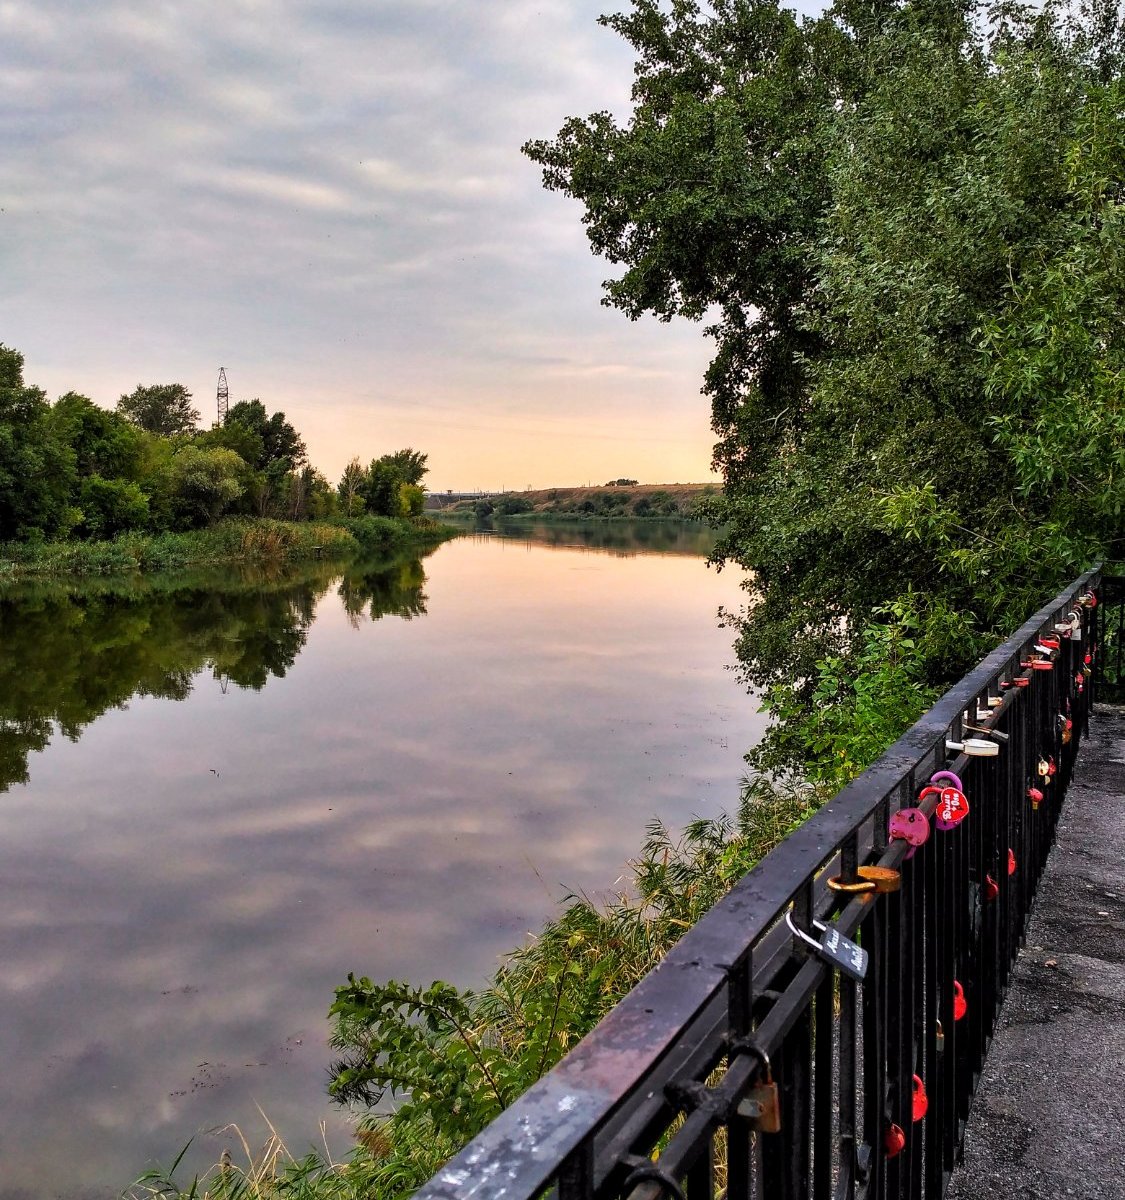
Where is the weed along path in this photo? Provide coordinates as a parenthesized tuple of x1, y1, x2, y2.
(0, 521, 760, 1197)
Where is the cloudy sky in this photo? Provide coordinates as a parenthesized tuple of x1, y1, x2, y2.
(0, 0, 746, 490)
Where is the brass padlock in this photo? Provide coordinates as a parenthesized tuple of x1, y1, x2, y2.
(935, 1019, 944, 1053)
(737, 1054, 782, 1134)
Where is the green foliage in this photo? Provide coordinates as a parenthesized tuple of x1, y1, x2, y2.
(399, 482, 426, 518)
(527, 0, 1125, 775)
(376, 448, 429, 487)
(76, 475, 150, 540)
(0, 343, 77, 540)
(224, 399, 308, 472)
(165, 446, 247, 529)
(117, 383, 199, 436)
(337, 457, 366, 517)
(495, 494, 534, 515)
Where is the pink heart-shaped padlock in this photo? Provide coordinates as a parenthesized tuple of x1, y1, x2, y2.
(889, 807, 930, 858)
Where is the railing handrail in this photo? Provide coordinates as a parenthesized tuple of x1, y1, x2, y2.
(417, 564, 1102, 1199)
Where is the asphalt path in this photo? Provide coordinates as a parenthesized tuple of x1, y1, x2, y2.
(948, 704, 1125, 1200)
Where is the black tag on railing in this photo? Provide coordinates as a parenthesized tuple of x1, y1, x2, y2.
(816, 925, 868, 982)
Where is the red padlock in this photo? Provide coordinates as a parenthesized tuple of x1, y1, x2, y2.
(1027, 786, 1044, 811)
(912, 1075, 928, 1121)
(1008, 848, 1017, 876)
(1047, 756, 1057, 778)
(984, 874, 1000, 901)
(919, 785, 970, 831)
(953, 980, 967, 1021)
(1085, 652, 1093, 666)
(885, 1123, 906, 1158)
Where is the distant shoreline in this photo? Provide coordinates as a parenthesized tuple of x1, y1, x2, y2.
(429, 482, 717, 521)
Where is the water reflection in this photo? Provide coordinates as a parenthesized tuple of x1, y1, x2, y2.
(0, 555, 431, 793)
(441, 515, 719, 557)
(0, 525, 759, 1198)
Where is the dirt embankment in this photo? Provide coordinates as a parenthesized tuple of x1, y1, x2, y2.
(431, 482, 718, 519)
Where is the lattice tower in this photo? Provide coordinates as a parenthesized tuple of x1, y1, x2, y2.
(217, 367, 229, 424)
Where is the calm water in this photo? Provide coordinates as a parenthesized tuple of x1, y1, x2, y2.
(0, 521, 761, 1198)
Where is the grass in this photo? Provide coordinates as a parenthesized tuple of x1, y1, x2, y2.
(0, 516, 456, 580)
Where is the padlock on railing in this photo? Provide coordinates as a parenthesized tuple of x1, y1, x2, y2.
(984, 874, 1000, 901)
(889, 806, 930, 858)
(952, 981, 967, 1020)
(1008, 848, 1017, 876)
(1028, 785, 1044, 811)
(885, 1123, 906, 1158)
(735, 1047, 781, 1134)
(912, 1075, 928, 1122)
(786, 911, 868, 982)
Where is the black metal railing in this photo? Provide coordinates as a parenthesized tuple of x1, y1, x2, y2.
(416, 567, 1102, 1200)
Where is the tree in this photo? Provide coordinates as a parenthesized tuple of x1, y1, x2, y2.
(117, 384, 199, 436)
(51, 392, 144, 481)
(362, 459, 406, 518)
(224, 399, 307, 472)
(526, 0, 1125, 775)
(376, 448, 428, 487)
(165, 445, 246, 528)
(0, 343, 76, 540)
(338, 457, 367, 517)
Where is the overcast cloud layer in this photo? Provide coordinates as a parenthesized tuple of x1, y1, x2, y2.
(0, 0, 739, 487)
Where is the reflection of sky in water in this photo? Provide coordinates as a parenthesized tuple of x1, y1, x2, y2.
(0, 532, 760, 1197)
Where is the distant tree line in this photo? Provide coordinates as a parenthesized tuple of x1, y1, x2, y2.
(0, 342, 430, 543)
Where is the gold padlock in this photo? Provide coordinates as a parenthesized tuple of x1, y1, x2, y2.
(737, 1053, 782, 1134)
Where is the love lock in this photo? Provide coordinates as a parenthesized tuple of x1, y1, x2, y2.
(984, 874, 1000, 902)
(1027, 785, 1044, 811)
(1076, 669, 1086, 694)
(912, 1075, 928, 1122)
(786, 911, 868, 982)
(1008, 848, 1017, 876)
(1080, 590, 1097, 608)
(889, 807, 930, 858)
(1047, 756, 1057, 778)
(827, 865, 901, 896)
(1021, 657, 1054, 672)
(919, 784, 969, 831)
(1038, 758, 1052, 783)
(1039, 635, 1061, 651)
(935, 1019, 945, 1052)
(945, 736, 1000, 757)
(1059, 714, 1073, 746)
(885, 1123, 906, 1159)
(953, 980, 968, 1021)
(735, 1047, 781, 1134)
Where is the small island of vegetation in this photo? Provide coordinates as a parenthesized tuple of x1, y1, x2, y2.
(0, 342, 454, 579)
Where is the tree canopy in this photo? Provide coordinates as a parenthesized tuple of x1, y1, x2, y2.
(116, 383, 200, 436)
(526, 0, 1125, 776)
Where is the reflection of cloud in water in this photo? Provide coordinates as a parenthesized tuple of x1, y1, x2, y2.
(0, 533, 761, 1196)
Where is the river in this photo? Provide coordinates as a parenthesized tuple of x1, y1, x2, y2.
(0, 519, 761, 1197)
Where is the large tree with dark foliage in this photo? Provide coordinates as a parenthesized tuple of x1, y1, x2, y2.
(526, 0, 1125, 774)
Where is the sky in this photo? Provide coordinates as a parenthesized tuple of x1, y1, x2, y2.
(0, 0, 740, 490)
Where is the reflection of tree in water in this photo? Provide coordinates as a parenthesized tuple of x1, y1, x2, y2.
(337, 555, 428, 627)
(474, 518, 718, 558)
(0, 568, 332, 792)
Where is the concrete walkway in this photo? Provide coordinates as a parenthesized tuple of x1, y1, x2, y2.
(947, 705, 1125, 1200)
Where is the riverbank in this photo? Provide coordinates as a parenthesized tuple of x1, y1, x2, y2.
(430, 483, 717, 520)
(0, 515, 456, 580)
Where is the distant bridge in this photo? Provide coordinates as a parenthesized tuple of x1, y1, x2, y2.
(424, 490, 502, 510)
